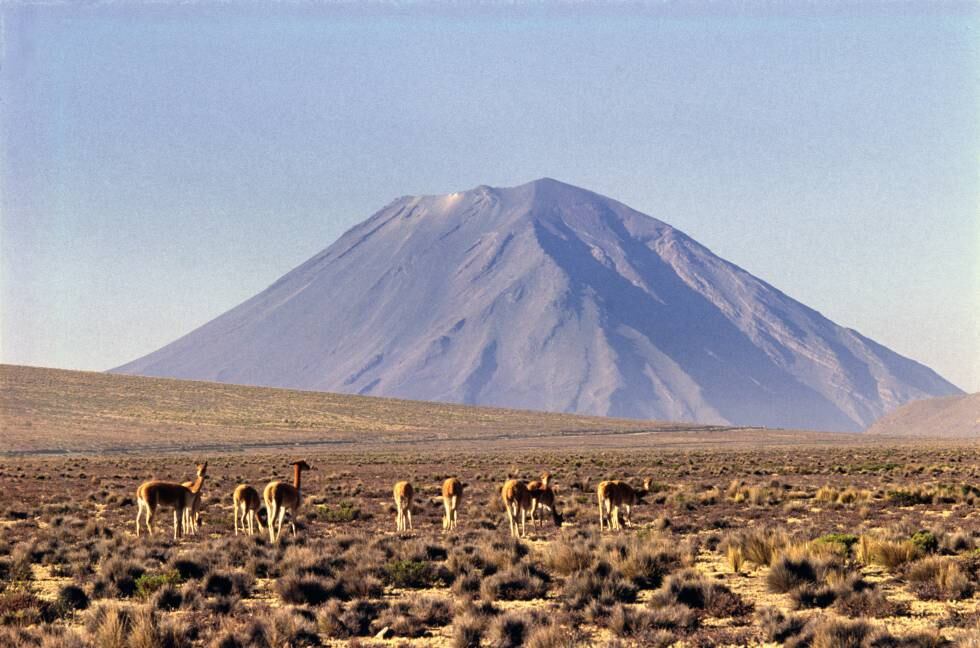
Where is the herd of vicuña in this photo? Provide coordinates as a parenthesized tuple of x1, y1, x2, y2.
(135, 461, 653, 541)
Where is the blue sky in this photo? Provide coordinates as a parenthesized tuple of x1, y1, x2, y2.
(2, 2, 978, 392)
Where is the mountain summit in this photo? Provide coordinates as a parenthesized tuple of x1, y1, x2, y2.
(113, 178, 961, 431)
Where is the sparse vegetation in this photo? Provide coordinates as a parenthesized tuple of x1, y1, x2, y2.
(0, 379, 977, 646)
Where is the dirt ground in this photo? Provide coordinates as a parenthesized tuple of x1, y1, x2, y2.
(1, 444, 978, 646)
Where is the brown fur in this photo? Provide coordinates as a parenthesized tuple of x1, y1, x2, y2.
(393, 481, 414, 532)
(135, 462, 207, 539)
(441, 477, 464, 531)
(233, 484, 265, 536)
(180, 480, 204, 535)
(264, 460, 312, 543)
(597, 477, 651, 531)
(501, 479, 533, 537)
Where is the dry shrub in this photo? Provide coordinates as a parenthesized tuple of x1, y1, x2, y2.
(733, 528, 788, 567)
(481, 564, 549, 602)
(373, 603, 427, 639)
(317, 599, 386, 638)
(276, 574, 340, 605)
(815, 486, 869, 506)
(607, 537, 680, 589)
(651, 569, 752, 618)
(86, 602, 131, 648)
(832, 585, 908, 619)
(266, 608, 321, 647)
(857, 536, 920, 571)
(767, 552, 822, 593)
(524, 623, 583, 648)
(0, 588, 49, 626)
(487, 611, 530, 648)
(808, 616, 874, 648)
(452, 611, 487, 648)
(726, 544, 745, 574)
(561, 562, 637, 609)
(85, 602, 189, 648)
(906, 557, 973, 601)
(790, 583, 837, 609)
(757, 606, 808, 643)
(542, 536, 592, 575)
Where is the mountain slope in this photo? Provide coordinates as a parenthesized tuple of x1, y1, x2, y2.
(113, 178, 961, 431)
(865, 393, 979, 438)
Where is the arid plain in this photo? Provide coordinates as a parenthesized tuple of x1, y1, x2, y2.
(1, 365, 978, 647)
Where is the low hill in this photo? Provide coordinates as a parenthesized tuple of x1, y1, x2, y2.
(1, 364, 845, 455)
(865, 393, 979, 438)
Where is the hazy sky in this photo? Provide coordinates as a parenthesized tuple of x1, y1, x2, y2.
(2, 3, 978, 392)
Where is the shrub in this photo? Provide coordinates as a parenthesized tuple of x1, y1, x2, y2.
(481, 565, 549, 601)
(87, 602, 132, 648)
(561, 564, 637, 609)
(651, 569, 752, 617)
(906, 557, 973, 601)
(941, 531, 974, 554)
(170, 555, 209, 580)
(767, 554, 819, 593)
(413, 596, 453, 627)
(317, 599, 386, 638)
(525, 623, 582, 648)
(790, 583, 837, 609)
(644, 604, 700, 632)
(813, 533, 859, 556)
(95, 558, 145, 598)
(611, 540, 680, 589)
(267, 608, 321, 647)
(808, 616, 874, 648)
(757, 606, 808, 643)
(316, 501, 361, 523)
(887, 489, 932, 506)
(149, 584, 182, 611)
(735, 529, 787, 567)
(383, 559, 436, 589)
(833, 587, 908, 618)
(0, 588, 48, 626)
(135, 570, 182, 599)
(373, 602, 427, 638)
(857, 536, 919, 571)
(203, 572, 234, 597)
(276, 575, 337, 605)
(50, 584, 88, 619)
(727, 545, 745, 574)
(909, 530, 939, 555)
(452, 612, 486, 648)
(542, 537, 592, 575)
(487, 612, 530, 648)
(609, 603, 698, 637)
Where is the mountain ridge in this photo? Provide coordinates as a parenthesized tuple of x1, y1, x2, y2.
(113, 178, 961, 431)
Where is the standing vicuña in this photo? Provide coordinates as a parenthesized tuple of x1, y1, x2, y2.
(528, 472, 563, 528)
(135, 461, 208, 539)
(597, 478, 651, 531)
(264, 460, 313, 543)
(501, 479, 533, 538)
(233, 484, 265, 536)
(441, 477, 464, 531)
(180, 480, 204, 535)
(393, 481, 414, 532)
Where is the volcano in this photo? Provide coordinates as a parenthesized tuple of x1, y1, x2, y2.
(113, 178, 961, 431)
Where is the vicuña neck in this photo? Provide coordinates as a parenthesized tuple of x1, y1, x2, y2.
(293, 465, 303, 491)
(190, 474, 205, 494)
